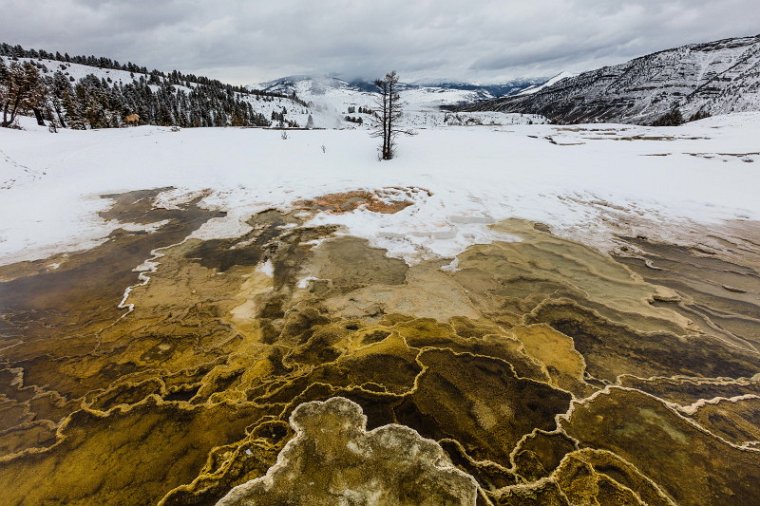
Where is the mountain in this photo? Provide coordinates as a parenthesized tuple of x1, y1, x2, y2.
(249, 75, 549, 128)
(468, 34, 760, 124)
(289, 77, 544, 99)
(255, 75, 546, 108)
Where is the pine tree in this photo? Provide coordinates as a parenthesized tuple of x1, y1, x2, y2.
(48, 71, 73, 128)
(61, 80, 85, 129)
(1, 61, 47, 127)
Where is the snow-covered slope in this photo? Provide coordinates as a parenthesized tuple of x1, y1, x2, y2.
(472, 34, 760, 124)
(6, 57, 148, 86)
(518, 71, 576, 96)
(414, 79, 545, 98)
(0, 55, 317, 127)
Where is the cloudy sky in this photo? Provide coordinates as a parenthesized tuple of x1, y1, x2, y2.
(2, 0, 759, 84)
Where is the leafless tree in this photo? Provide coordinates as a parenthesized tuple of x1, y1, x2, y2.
(371, 71, 414, 160)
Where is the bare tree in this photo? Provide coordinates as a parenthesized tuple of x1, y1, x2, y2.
(371, 71, 414, 160)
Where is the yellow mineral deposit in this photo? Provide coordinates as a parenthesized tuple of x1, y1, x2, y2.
(0, 189, 758, 506)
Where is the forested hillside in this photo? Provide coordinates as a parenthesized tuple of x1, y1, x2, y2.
(0, 43, 307, 129)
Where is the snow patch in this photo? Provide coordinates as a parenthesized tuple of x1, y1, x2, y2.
(257, 259, 274, 278)
(296, 276, 321, 289)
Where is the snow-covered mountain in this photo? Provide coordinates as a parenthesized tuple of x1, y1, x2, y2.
(470, 34, 760, 124)
(257, 75, 540, 102)
(252, 75, 548, 128)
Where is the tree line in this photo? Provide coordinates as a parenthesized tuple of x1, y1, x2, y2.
(0, 43, 313, 129)
(0, 43, 288, 99)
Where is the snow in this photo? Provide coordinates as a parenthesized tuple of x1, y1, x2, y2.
(518, 71, 576, 95)
(1, 56, 150, 86)
(257, 259, 274, 277)
(2, 113, 760, 266)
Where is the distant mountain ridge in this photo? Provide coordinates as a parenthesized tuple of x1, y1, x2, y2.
(255, 75, 545, 102)
(468, 34, 760, 124)
(249, 74, 548, 129)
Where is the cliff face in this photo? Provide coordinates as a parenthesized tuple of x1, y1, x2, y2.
(470, 35, 760, 124)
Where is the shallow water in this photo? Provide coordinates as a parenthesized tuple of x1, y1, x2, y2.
(0, 191, 758, 506)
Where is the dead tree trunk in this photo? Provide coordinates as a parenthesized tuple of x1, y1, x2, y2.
(371, 71, 414, 160)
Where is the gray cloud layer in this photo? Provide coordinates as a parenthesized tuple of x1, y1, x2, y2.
(1, 0, 758, 84)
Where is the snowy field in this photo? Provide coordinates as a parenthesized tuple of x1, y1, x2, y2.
(2, 113, 760, 266)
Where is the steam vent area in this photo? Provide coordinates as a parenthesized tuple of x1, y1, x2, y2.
(1, 186, 760, 506)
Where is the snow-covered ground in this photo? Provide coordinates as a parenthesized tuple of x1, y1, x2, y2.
(3, 56, 149, 86)
(2, 113, 760, 266)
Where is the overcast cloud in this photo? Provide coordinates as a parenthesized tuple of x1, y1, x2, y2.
(1, 0, 758, 84)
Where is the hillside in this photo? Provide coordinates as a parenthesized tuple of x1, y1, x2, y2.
(469, 34, 760, 124)
(0, 43, 319, 129)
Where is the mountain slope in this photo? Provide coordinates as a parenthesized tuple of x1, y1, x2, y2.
(517, 71, 577, 96)
(415, 79, 545, 98)
(469, 34, 760, 124)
